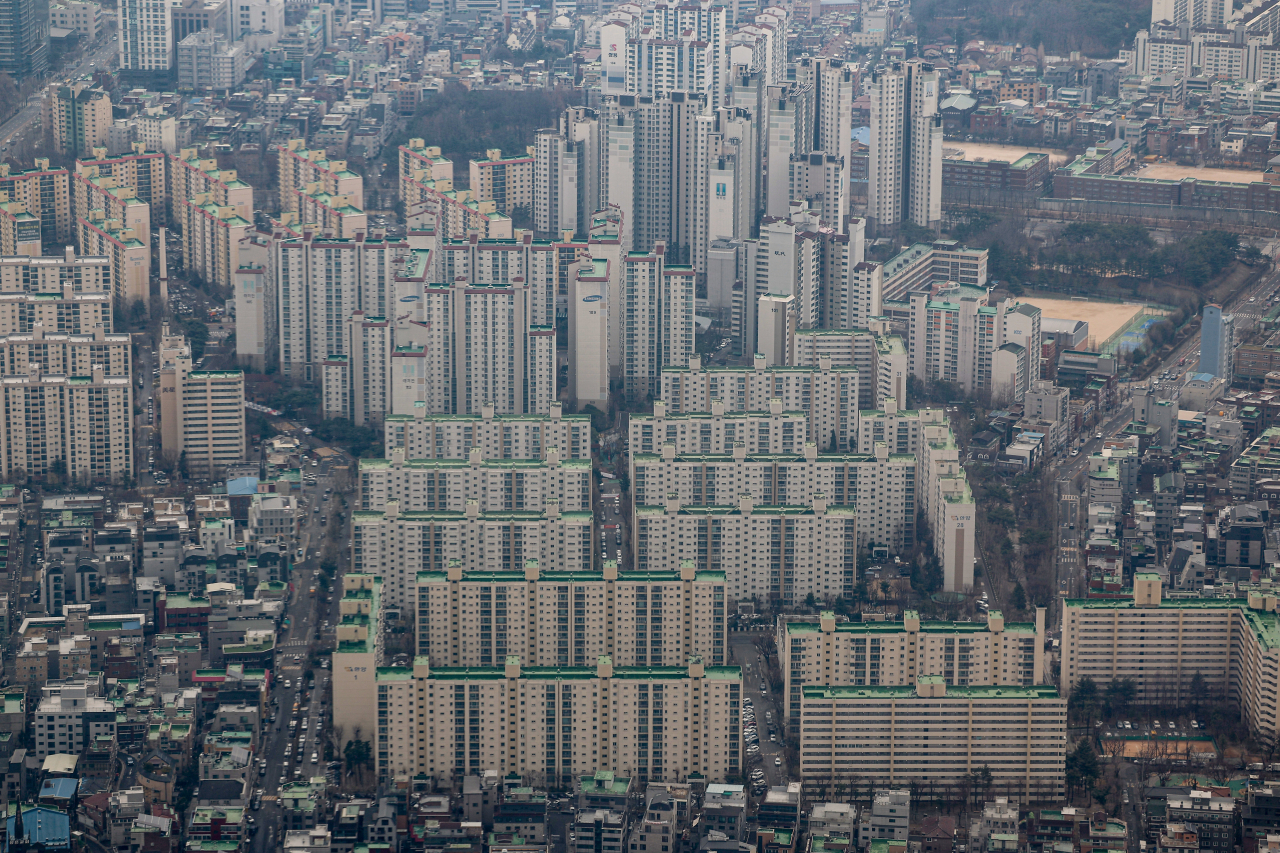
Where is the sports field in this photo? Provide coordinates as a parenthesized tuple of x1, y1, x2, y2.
(1018, 297, 1146, 347)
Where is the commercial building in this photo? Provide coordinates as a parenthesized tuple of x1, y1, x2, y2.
(0, 0, 49, 81)
(469, 148, 534, 214)
(47, 83, 112, 159)
(1062, 575, 1280, 735)
(0, 328, 133, 484)
(0, 248, 112, 335)
(630, 444, 917, 553)
(797, 679, 1065, 800)
(358, 448, 592, 514)
(778, 609, 1046, 735)
(1199, 304, 1235, 380)
(415, 559, 727, 667)
(351, 503, 593, 613)
(49, 0, 101, 38)
(383, 404, 592, 461)
(867, 60, 943, 232)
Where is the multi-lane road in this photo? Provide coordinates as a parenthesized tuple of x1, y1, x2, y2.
(248, 456, 349, 853)
(0, 38, 119, 154)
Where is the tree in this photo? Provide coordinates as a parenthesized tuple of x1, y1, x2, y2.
(1012, 582, 1027, 611)
(1104, 678, 1137, 718)
(1190, 672, 1206, 712)
(1071, 676, 1099, 729)
(1066, 739, 1100, 803)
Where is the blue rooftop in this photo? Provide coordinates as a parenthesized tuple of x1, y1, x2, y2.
(1189, 372, 1215, 382)
(38, 778, 77, 801)
(6, 806, 71, 852)
(227, 476, 259, 496)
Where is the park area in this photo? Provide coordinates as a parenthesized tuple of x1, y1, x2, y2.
(1018, 297, 1148, 350)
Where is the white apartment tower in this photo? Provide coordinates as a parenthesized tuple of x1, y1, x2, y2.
(1151, 0, 1230, 27)
(119, 0, 175, 81)
(628, 0, 729, 108)
(622, 242, 695, 402)
(867, 61, 943, 233)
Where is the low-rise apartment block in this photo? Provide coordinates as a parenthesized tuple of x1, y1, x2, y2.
(373, 656, 742, 790)
(778, 609, 1046, 735)
(415, 560, 726, 667)
(798, 678, 1065, 800)
(1062, 574, 1280, 735)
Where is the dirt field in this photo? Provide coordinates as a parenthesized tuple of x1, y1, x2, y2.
(1104, 737, 1218, 761)
(943, 142, 1075, 167)
(1133, 163, 1267, 184)
(1018, 297, 1145, 346)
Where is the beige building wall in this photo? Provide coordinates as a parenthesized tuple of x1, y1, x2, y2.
(359, 448, 591, 513)
(180, 370, 244, 478)
(0, 249, 111, 334)
(375, 657, 742, 789)
(0, 161, 73, 247)
(798, 680, 1065, 800)
(382, 404, 592, 460)
(415, 560, 727, 668)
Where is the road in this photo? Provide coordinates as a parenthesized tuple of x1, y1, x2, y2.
(248, 455, 348, 853)
(729, 634, 787, 787)
(0, 38, 119, 153)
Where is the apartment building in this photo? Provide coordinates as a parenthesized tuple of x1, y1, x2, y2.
(790, 326, 909, 412)
(248, 494, 298, 550)
(118, 0, 177, 83)
(1062, 574, 1280, 735)
(908, 294, 1042, 403)
(867, 60, 943, 231)
(273, 229, 400, 383)
(620, 244, 695, 402)
(374, 656, 742, 789)
(852, 398, 942, 454)
(660, 355, 869, 451)
(155, 321, 244, 477)
(232, 239, 274, 372)
(409, 276, 555, 417)
(383, 403, 592, 461)
(33, 679, 117, 759)
(75, 146, 168, 213)
(167, 147, 252, 224)
(332, 574, 383, 750)
(798, 679, 1065, 800)
(0, 330, 133, 483)
(533, 107, 600, 237)
(71, 173, 151, 250)
(633, 494, 858, 604)
(351, 502, 593, 613)
(48, 83, 112, 158)
(358, 448, 591, 513)
(778, 609, 1046, 735)
(177, 192, 250, 291)
(0, 199, 40, 256)
(49, 0, 102, 37)
(435, 231, 583, 328)
(919, 421, 977, 593)
(0, 161, 73, 247)
(76, 211, 150, 311)
(400, 167, 513, 241)
(288, 184, 367, 239)
(415, 559, 727, 667)
(469, 148, 534, 214)
(0, 248, 111, 335)
(631, 443, 916, 554)
(278, 140, 365, 214)
(180, 370, 245, 477)
(628, 400, 810, 455)
(567, 257, 610, 412)
(398, 139, 454, 186)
